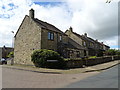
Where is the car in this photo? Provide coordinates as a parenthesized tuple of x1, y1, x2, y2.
(0, 58, 7, 65)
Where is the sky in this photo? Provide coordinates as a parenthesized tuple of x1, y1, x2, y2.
(0, 0, 119, 49)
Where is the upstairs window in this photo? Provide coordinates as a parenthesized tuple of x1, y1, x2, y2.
(60, 35, 62, 41)
(84, 41, 86, 46)
(48, 32, 51, 40)
(48, 32, 54, 40)
(51, 33, 54, 40)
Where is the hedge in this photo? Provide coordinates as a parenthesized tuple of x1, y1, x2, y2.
(31, 49, 66, 69)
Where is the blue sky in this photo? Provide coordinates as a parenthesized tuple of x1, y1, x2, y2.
(33, 2, 63, 6)
(0, 0, 119, 49)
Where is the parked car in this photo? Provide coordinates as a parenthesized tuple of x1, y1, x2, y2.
(0, 58, 7, 65)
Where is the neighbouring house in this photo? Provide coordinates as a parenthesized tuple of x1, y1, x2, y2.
(0, 46, 14, 59)
(14, 9, 110, 65)
(65, 28, 110, 57)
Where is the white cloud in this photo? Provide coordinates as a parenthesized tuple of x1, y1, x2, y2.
(0, 0, 118, 49)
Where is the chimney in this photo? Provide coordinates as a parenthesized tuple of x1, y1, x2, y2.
(84, 33, 87, 37)
(96, 39, 98, 42)
(69, 26, 73, 32)
(29, 8, 34, 19)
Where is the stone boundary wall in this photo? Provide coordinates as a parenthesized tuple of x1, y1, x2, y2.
(66, 60, 83, 68)
(66, 56, 120, 68)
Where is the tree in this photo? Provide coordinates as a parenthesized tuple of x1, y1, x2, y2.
(105, 49, 120, 56)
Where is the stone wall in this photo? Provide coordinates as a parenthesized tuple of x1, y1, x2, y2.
(66, 60, 83, 68)
(14, 16, 41, 65)
(65, 56, 120, 68)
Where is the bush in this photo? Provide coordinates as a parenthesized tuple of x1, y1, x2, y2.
(31, 49, 66, 69)
(7, 51, 14, 58)
(88, 56, 97, 59)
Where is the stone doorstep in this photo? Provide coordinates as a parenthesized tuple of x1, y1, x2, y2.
(2, 60, 120, 74)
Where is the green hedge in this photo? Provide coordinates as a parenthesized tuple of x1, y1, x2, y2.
(31, 49, 66, 69)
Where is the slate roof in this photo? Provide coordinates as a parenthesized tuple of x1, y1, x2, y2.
(33, 18, 67, 35)
(15, 15, 67, 37)
(73, 32, 109, 48)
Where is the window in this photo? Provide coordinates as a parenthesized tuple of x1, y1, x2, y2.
(84, 41, 86, 46)
(48, 32, 54, 40)
(48, 32, 51, 40)
(51, 33, 54, 40)
(60, 35, 62, 41)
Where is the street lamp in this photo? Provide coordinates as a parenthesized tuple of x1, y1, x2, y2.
(11, 31, 14, 48)
(11, 31, 14, 65)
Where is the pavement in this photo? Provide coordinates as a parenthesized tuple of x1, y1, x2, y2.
(2, 60, 120, 74)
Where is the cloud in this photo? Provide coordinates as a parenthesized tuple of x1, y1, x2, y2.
(0, 0, 118, 49)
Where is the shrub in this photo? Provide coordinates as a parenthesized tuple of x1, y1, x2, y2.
(31, 49, 66, 69)
(88, 56, 97, 59)
(7, 51, 14, 58)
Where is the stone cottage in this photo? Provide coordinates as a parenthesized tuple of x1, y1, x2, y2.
(14, 9, 85, 65)
(14, 9, 110, 65)
(65, 28, 110, 56)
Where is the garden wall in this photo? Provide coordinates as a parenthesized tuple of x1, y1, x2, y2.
(65, 55, 120, 68)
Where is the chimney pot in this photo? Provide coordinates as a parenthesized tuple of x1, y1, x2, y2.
(69, 26, 73, 32)
(29, 8, 34, 19)
(84, 33, 87, 37)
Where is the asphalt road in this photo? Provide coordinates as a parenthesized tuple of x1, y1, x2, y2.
(65, 64, 119, 88)
(2, 66, 99, 88)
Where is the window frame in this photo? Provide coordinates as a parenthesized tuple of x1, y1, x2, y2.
(60, 35, 62, 41)
(48, 32, 54, 40)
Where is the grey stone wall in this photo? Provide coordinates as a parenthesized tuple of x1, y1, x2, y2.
(14, 16, 41, 65)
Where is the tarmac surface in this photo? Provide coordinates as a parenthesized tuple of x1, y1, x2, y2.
(2, 67, 99, 88)
(1, 60, 120, 88)
(65, 64, 119, 88)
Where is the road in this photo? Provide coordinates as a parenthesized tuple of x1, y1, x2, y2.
(65, 64, 119, 88)
(2, 66, 99, 88)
